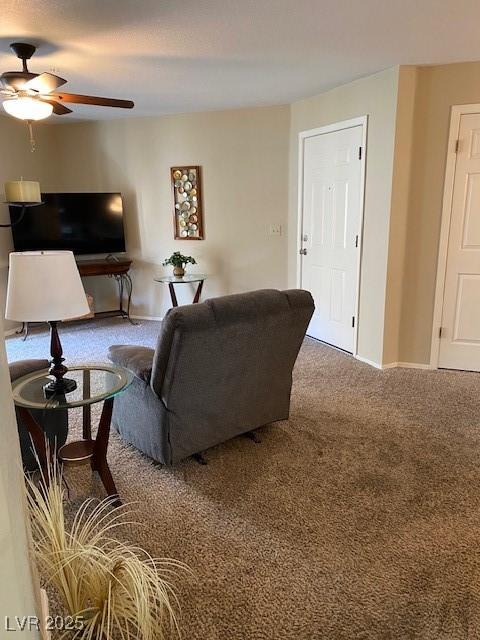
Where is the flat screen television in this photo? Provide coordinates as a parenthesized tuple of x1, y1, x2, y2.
(10, 192, 126, 255)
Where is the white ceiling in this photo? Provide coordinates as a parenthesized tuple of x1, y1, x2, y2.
(2, 0, 480, 121)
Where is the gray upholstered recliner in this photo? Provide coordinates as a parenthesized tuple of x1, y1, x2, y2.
(108, 289, 314, 465)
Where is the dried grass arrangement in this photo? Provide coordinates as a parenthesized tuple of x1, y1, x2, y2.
(26, 460, 188, 639)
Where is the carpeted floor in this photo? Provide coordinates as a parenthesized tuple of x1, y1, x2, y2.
(6, 318, 480, 639)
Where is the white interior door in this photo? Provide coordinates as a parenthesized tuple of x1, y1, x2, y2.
(300, 125, 363, 353)
(439, 112, 480, 371)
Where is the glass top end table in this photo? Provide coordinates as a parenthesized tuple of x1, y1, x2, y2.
(12, 364, 133, 410)
(154, 274, 207, 284)
(12, 364, 133, 507)
(154, 274, 207, 307)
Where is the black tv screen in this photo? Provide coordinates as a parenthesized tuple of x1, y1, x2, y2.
(10, 192, 126, 255)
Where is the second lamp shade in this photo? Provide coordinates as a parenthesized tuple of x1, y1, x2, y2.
(4, 180, 41, 203)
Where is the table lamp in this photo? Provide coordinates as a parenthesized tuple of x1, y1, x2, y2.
(6, 251, 89, 395)
(1, 179, 43, 228)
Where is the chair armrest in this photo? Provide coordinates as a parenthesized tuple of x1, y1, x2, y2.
(108, 345, 155, 383)
(9, 359, 50, 382)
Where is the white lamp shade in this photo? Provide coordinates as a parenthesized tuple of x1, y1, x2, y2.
(5, 251, 90, 322)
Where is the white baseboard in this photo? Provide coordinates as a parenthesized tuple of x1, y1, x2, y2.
(384, 361, 432, 370)
(356, 355, 431, 370)
(130, 314, 164, 322)
(355, 354, 383, 369)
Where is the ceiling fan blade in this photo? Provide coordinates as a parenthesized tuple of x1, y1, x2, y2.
(51, 92, 134, 109)
(24, 72, 67, 94)
(39, 97, 73, 115)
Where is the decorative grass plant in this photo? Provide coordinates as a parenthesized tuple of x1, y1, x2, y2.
(26, 459, 187, 639)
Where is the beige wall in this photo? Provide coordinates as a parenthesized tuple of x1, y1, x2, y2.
(397, 61, 480, 364)
(0, 310, 40, 635)
(4, 57, 480, 640)
(5, 62, 480, 365)
(289, 68, 400, 366)
(47, 106, 290, 317)
(2, 81, 401, 365)
(383, 66, 418, 364)
(289, 62, 480, 367)
(0, 116, 59, 331)
(0, 117, 55, 634)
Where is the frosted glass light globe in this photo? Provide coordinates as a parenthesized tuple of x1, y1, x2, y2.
(3, 97, 53, 121)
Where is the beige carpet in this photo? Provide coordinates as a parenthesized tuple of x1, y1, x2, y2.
(7, 320, 480, 639)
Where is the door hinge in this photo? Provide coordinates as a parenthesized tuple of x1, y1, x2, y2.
(352, 316, 355, 328)
(355, 234, 359, 248)
(358, 146, 362, 160)
(455, 140, 459, 153)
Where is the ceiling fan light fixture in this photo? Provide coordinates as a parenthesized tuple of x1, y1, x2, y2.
(3, 96, 53, 121)
(0, 41, 134, 123)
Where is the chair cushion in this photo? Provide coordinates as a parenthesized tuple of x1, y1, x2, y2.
(108, 345, 154, 383)
(9, 359, 49, 382)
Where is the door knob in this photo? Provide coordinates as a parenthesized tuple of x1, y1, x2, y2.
(299, 248, 307, 255)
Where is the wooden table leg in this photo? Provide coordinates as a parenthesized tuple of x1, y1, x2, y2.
(92, 398, 121, 506)
(82, 369, 91, 440)
(18, 407, 49, 477)
(168, 282, 178, 307)
(193, 279, 204, 303)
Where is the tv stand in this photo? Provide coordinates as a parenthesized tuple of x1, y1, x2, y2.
(17, 257, 136, 340)
(76, 257, 136, 324)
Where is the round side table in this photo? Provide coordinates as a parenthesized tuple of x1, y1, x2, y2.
(12, 364, 133, 506)
(154, 273, 207, 307)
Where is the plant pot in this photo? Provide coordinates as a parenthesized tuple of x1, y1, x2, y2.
(173, 266, 185, 277)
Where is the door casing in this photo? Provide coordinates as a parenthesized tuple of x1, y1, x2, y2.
(430, 103, 480, 369)
(297, 116, 368, 357)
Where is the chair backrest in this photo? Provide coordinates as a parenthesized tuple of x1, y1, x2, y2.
(150, 289, 314, 442)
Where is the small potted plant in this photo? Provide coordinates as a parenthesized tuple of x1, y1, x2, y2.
(163, 251, 197, 277)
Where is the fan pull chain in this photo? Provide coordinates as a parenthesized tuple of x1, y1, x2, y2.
(27, 120, 36, 152)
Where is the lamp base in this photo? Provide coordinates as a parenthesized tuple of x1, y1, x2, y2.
(45, 321, 76, 397)
(44, 377, 77, 397)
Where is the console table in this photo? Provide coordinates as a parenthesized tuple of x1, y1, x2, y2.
(77, 257, 135, 323)
(17, 257, 135, 339)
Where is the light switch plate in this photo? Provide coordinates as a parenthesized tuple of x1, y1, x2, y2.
(269, 224, 282, 236)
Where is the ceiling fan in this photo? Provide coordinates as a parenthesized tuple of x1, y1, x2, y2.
(0, 42, 134, 122)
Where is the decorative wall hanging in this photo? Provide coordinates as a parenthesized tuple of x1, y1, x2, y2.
(171, 166, 204, 240)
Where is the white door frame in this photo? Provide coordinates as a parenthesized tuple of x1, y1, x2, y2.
(296, 115, 368, 357)
(430, 103, 480, 369)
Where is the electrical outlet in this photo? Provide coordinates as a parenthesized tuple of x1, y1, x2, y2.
(269, 224, 282, 236)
